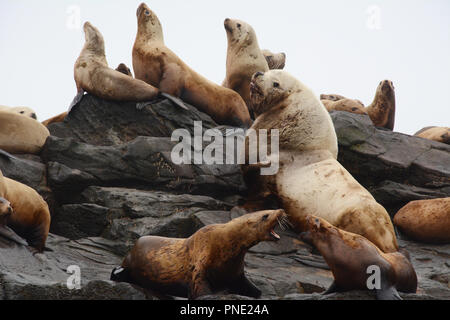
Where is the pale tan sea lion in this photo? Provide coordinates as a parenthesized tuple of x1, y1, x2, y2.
(70, 22, 160, 111)
(223, 18, 269, 119)
(244, 70, 398, 253)
(0, 106, 37, 120)
(321, 98, 368, 115)
(414, 126, 450, 145)
(0, 110, 49, 154)
(261, 49, 286, 70)
(132, 4, 252, 128)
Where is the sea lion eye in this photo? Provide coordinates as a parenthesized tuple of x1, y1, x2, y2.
(20, 111, 24, 114)
(262, 214, 269, 221)
(237, 23, 241, 28)
(145, 10, 150, 15)
(273, 82, 280, 88)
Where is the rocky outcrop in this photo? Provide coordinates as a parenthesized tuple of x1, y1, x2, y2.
(331, 111, 450, 215)
(0, 95, 449, 300)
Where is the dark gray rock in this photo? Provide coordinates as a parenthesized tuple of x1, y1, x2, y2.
(331, 111, 450, 215)
(42, 136, 244, 198)
(48, 95, 217, 146)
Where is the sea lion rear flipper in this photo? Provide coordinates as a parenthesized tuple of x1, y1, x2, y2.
(160, 92, 189, 110)
(376, 286, 402, 300)
(229, 274, 262, 298)
(68, 89, 85, 113)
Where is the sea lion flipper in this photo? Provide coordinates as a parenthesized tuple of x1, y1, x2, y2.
(376, 286, 402, 300)
(160, 92, 189, 110)
(229, 274, 262, 298)
(188, 271, 212, 300)
(323, 281, 339, 295)
(68, 89, 85, 113)
(0, 225, 28, 247)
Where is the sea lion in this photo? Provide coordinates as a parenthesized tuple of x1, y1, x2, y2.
(223, 18, 269, 119)
(0, 170, 51, 252)
(300, 215, 417, 300)
(41, 112, 68, 127)
(320, 94, 348, 102)
(71, 22, 160, 110)
(414, 126, 450, 145)
(321, 98, 367, 115)
(115, 63, 133, 77)
(261, 50, 286, 70)
(394, 198, 450, 244)
(365, 80, 396, 130)
(0, 105, 37, 120)
(245, 70, 398, 253)
(0, 110, 50, 154)
(111, 209, 287, 299)
(132, 3, 251, 128)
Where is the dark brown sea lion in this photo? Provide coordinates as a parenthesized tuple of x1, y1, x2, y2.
(301, 215, 417, 300)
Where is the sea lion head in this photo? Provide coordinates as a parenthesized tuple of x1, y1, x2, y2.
(236, 209, 287, 243)
(261, 50, 286, 70)
(0, 197, 13, 224)
(83, 22, 105, 55)
(300, 215, 339, 248)
(249, 70, 302, 116)
(115, 63, 133, 77)
(224, 18, 257, 48)
(10, 107, 37, 120)
(136, 3, 164, 42)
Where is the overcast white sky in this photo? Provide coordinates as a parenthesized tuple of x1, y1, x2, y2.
(0, 0, 449, 134)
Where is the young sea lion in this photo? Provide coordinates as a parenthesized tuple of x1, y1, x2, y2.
(0, 105, 37, 120)
(394, 198, 450, 244)
(115, 63, 133, 77)
(244, 70, 398, 253)
(111, 209, 287, 299)
(132, 3, 252, 128)
(300, 215, 417, 300)
(365, 80, 396, 130)
(414, 126, 450, 145)
(321, 98, 367, 115)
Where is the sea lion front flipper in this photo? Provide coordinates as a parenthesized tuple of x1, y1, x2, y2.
(323, 281, 339, 295)
(160, 92, 189, 110)
(229, 274, 262, 298)
(376, 286, 402, 300)
(0, 149, 19, 161)
(188, 271, 212, 300)
(68, 89, 85, 113)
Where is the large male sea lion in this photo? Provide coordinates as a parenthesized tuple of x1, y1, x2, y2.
(111, 209, 287, 299)
(414, 126, 450, 145)
(301, 215, 417, 300)
(0, 170, 51, 252)
(0, 105, 37, 120)
(132, 3, 252, 128)
(223, 18, 269, 119)
(0, 110, 49, 154)
(244, 70, 398, 253)
(394, 198, 450, 244)
(71, 22, 160, 110)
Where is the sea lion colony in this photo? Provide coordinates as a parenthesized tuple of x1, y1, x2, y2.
(0, 2, 448, 300)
